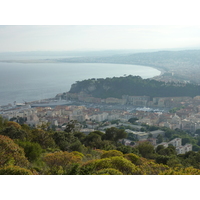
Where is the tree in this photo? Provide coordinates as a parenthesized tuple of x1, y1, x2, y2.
(182, 137, 191, 145)
(135, 141, 155, 158)
(0, 135, 29, 167)
(31, 128, 56, 149)
(155, 145, 165, 153)
(165, 145, 177, 156)
(0, 165, 33, 175)
(64, 120, 81, 133)
(0, 126, 28, 141)
(101, 150, 123, 159)
(159, 167, 200, 175)
(103, 127, 127, 142)
(136, 158, 170, 175)
(116, 143, 139, 154)
(192, 144, 200, 151)
(79, 156, 137, 175)
(98, 140, 116, 150)
(84, 132, 102, 149)
(164, 129, 175, 139)
(74, 132, 86, 143)
(124, 153, 140, 165)
(17, 141, 43, 162)
(128, 118, 138, 124)
(6, 121, 21, 129)
(156, 134, 163, 144)
(0, 116, 7, 130)
(94, 168, 123, 175)
(156, 145, 176, 156)
(53, 131, 82, 151)
(69, 140, 84, 152)
(156, 155, 170, 165)
(43, 151, 83, 175)
(195, 129, 200, 135)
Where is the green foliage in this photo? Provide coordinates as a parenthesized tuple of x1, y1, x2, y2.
(156, 145, 177, 156)
(159, 166, 200, 175)
(156, 134, 163, 144)
(0, 135, 29, 167)
(0, 165, 33, 175)
(195, 129, 200, 135)
(6, 121, 22, 129)
(156, 155, 171, 165)
(53, 131, 83, 151)
(84, 132, 102, 149)
(79, 156, 137, 175)
(64, 120, 80, 133)
(192, 144, 200, 151)
(103, 127, 127, 142)
(69, 75, 200, 99)
(31, 128, 56, 149)
(1, 116, 200, 175)
(128, 118, 139, 124)
(135, 141, 155, 159)
(98, 140, 116, 150)
(136, 158, 170, 175)
(94, 168, 123, 175)
(101, 150, 123, 159)
(178, 151, 200, 169)
(166, 156, 182, 168)
(0, 126, 28, 141)
(43, 151, 83, 175)
(74, 132, 86, 143)
(9, 117, 27, 125)
(169, 106, 185, 113)
(16, 141, 43, 162)
(124, 153, 140, 165)
(0, 116, 7, 130)
(116, 144, 139, 154)
(79, 160, 97, 175)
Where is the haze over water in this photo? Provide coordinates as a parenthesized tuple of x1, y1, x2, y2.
(0, 62, 160, 106)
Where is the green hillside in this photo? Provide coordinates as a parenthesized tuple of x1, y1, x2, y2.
(69, 75, 200, 99)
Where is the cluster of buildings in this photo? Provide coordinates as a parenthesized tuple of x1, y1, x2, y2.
(0, 100, 194, 154)
(156, 138, 192, 154)
(121, 135, 192, 155)
(133, 106, 200, 133)
(0, 104, 134, 130)
(2, 95, 200, 135)
(64, 92, 192, 108)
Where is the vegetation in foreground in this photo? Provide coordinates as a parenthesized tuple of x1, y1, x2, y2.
(1, 116, 200, 175)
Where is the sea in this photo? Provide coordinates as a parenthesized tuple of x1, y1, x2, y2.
(0, 62, 161, 106)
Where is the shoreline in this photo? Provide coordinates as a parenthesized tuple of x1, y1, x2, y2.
(0, 61, 164, 107)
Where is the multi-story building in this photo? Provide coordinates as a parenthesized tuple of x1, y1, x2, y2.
(168, 138, 182, 148)
(155, 138, 193, 154)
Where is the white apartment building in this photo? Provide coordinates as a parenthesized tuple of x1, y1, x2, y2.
(168, 138, 182, 148)
(156, 138, 193, 154)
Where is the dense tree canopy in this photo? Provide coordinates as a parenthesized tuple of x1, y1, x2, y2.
(0, 118, 200, 175)
(69, 75, 200, 99)
(0, 135, 29, 167)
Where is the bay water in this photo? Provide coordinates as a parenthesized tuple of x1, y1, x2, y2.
(0, 62, 160, 106)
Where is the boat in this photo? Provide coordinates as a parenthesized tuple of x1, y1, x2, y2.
(30, 100, 73, 107)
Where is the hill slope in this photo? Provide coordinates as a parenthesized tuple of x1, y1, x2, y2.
(69, 75, 200, 99)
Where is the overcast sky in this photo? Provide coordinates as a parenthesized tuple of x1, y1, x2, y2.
(1, 25, 200, 52)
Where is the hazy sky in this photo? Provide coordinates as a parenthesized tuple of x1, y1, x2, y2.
(1, 25, 200, 52)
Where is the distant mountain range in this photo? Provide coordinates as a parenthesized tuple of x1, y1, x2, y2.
(1, 47, 199, 58)
(1, 49, 200, 83)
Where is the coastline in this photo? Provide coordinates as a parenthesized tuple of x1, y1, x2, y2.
(0, 61, 163, 107)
